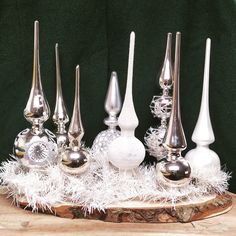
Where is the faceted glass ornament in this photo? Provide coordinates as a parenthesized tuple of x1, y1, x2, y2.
(92, 129, 120, 156)
(13, 128, 58, 168)
(150, 95, 172, 119)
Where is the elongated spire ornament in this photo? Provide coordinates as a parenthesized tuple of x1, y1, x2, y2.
(185, 39, 221, 174)
(158, 32, 191, 185)
(91, 72, 121, 160)
(53, 43, 69, 148)
(24, 20, 50, 131)
(13, 21, 58, 168)
(60, 65, 90, 174)
(108, 32, 145, 170)
(144, 33, 173, 159)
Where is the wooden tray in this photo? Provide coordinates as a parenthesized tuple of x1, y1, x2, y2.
(16, 193, 232, 223)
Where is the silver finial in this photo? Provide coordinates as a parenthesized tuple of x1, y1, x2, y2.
(52, 43, 69, 147)
(159, 32, 191, 185)
(163, 32, 186, 151)
(13, 21, 58, 168)
(68, 65, 84, 148)
(24, 20, 50, 135)
(104, 71, 121, 128)
(159, 33, 173, 94)
(60, 65, 89, 174)
(144, 33, 173, 159)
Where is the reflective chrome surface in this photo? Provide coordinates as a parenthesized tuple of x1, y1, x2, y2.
(59, 65, 89, 174)
(159, 157, 191, 182)
(68, 65, 84, 147)
(13, 21, 58, 168)
(163, 32, 187, 153)
(159, 33, 173, 93)
(13, 128, 57, 168)
(60, 147, 89, 174)
(161, 32, 191, 184)
(23, 21, 50, 134)
(52, 43, 69, 148)
(104, 71, 121, 129)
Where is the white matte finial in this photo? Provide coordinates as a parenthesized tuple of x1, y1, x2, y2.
(118, 31, 138, 136)
(108, 32, 145, 170)
(185, 38, 221, 174)
(192, 38, 215, 145)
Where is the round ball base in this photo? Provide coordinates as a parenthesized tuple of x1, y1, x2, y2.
(15, 193, 232, 223)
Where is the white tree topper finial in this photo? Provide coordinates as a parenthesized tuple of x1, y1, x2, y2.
(108, 32, 145, 170)
(118, 31, 139, 136)
(192, 38, 215, 145)
(185, 38, 221, 174)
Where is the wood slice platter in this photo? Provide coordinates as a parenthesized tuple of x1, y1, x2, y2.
(15, 193, 232, 223)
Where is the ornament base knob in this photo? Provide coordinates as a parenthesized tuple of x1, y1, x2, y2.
(157, 157, 191, 186)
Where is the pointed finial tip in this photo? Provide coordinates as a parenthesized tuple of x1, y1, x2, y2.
(55, 43, 59, 48)
(130, 31, 135, 38)
(76, 65, 80, 70)
(111, 71, 117, 77)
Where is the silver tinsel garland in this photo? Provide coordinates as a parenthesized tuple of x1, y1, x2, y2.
(0, 156, 230, 213)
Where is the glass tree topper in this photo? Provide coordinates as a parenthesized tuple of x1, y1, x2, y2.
(185, 38, 221, 174)
(59, 65, 90, 175)
(158, 32, 191, 185)
(91, 71, 121, 160)
(144, 33, 173, 159)
(13, 20, 57, 168)
(52, 43, 69, 149)
(108, 32, 145, 170)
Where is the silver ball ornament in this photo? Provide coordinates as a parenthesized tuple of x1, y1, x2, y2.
(13, 128, 58, 168)
(59, 65, 90, 175)
(60, 147, 90, 175)
(158, 158, 191, 185)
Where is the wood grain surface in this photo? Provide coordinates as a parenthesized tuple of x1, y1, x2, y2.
(0, 189, 235, 236)
(16, 193, 233, 223)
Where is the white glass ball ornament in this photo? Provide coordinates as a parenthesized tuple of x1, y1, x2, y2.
(108, 136, 145, 170)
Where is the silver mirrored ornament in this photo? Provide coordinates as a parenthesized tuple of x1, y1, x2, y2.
(13, 21, 58, 168)
(158, 32, 191, 186)
(52, 43, 69, 149)
(145, 33, 173, 159)
(91, 71, 121, 159)
(59, 65, 90, 175)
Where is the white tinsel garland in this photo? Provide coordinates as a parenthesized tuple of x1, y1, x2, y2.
(0, 155, 230, 213)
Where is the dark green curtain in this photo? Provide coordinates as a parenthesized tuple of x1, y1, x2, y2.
(0, 0, 235, 192)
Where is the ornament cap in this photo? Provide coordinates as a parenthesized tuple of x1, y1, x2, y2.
(24, 20, 50, 133)
(52, 43, 69, 133)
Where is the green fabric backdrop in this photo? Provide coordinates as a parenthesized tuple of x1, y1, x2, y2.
(0, 0, 235, 192)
